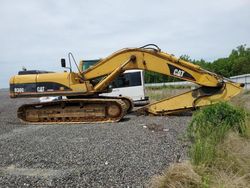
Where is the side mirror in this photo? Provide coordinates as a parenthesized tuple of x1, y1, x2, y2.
(61, 58, 66, 67)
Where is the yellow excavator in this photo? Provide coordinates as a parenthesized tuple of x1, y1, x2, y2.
(9, 44, 244, 124)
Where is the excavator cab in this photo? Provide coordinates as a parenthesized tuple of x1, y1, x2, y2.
(78, 59, 100, 72)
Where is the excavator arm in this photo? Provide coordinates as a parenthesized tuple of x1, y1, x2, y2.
(80, 44, 243, 115)
(83, 45, 222, 88)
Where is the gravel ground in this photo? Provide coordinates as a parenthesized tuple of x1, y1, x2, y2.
(0, 91, 191, 187)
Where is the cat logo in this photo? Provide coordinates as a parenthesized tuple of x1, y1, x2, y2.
(173, 69, 185, 77)
(37, 86, 45, 92)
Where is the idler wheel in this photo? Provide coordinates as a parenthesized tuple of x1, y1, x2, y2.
(107, 104, 121, 117)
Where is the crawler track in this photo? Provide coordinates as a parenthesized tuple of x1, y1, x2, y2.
(98, 96, 134, 113)
(17, 99, 127, 124)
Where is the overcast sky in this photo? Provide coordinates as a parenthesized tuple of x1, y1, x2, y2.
(1, 0, 250, 88)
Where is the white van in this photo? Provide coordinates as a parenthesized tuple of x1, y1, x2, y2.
(100, 70, 149, 105)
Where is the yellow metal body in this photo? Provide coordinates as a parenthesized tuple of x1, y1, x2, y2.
(9, 46, 243, 115)
(146, 82, 242, 114)
(83, 48, 222, 87)
(10, 72, 90, 98)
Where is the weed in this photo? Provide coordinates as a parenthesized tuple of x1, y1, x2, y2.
(187, 102, 246, 165)
(231, 91, 250, 112)
(149, 102, 250, 188)
(188, 102, 246, 138)
(208, 132, 250, 187)
(145, 87, 189, 102)
(149, 161, 202, 188)
(146, 85, 190, 90)
(244, 90, 250, 95)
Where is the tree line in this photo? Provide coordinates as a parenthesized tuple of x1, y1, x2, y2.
(145, 45, 250, 83)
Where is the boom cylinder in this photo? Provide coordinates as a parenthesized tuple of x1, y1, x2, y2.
(94, 56, 136, 92)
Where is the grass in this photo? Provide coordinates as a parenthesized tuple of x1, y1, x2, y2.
(149, 100, 250, 188)
(145, 86, 190, 102)
(244, 90, 250, 95)
(149, 161, 202, 188)
(231, 91, 250, 111)
(188, 102, 247, 165)
(146, 85, 191, 90)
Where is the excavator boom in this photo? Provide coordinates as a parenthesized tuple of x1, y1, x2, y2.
(9, 44, 244, 123)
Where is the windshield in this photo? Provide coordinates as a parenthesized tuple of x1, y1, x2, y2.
(111, 72, 142, 88)
(82, 60, 100, 70)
